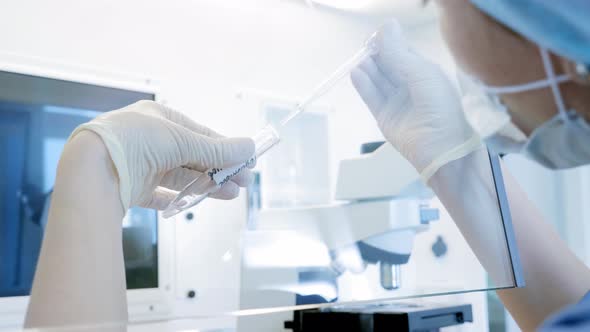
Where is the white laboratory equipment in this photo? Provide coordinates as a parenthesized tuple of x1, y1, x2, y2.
(240, 140, 437, 293)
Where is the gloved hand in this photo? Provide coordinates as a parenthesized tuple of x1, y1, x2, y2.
(68, 100, 255, 211)
(351, 20, 482, 182)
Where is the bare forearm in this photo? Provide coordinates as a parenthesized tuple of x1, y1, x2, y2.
(429, 149, 590, 331)
(495, 166, 590, 331)
(25, 131, 127, 328)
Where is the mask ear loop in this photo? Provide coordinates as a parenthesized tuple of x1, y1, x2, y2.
(539, 47, 572, 122)
(481, 74, 570, 95)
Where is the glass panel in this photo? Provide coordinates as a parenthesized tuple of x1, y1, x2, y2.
(233, 145, 520, 311)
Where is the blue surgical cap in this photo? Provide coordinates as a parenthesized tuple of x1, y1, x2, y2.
(470, 0, 590, 64)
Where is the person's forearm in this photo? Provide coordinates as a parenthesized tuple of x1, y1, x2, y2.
(429, 149, 590, 331)
(25, 131, 128, 329)
(496, 165, 590, 331)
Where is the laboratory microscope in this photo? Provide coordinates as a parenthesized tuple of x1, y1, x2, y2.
(238, 142, 472, 332)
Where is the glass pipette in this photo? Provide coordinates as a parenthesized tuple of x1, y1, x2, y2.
(281, 34, 378, 126)
(161, 34, 378, 218)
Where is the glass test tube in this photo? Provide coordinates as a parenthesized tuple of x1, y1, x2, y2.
(162, 125, 280, 218)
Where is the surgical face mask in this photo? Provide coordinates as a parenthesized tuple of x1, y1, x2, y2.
(460, 48, 590, 170)
(458, 71, 526, 154)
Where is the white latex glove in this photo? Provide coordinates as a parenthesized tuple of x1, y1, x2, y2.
(69, 100, 255, 211)
(351, 20, 482, 182)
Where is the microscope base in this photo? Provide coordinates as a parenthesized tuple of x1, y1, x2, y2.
(284, 302, 473, 332)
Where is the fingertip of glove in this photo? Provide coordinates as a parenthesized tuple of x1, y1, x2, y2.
(350, 67, 364, 85)
(376, 19, 407, 54)
(232, 168, 254, 187)
(210, 181, 240, 200)
(350, 66, 378, 101)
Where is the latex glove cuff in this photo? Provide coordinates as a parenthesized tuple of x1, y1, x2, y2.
(69, 124, 131, 211)
(420, 133, 484, 184)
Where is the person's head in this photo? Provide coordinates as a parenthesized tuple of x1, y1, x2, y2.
(435, 0, 590, 137)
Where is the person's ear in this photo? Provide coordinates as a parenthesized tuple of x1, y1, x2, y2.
(559, 57, 590, 85)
